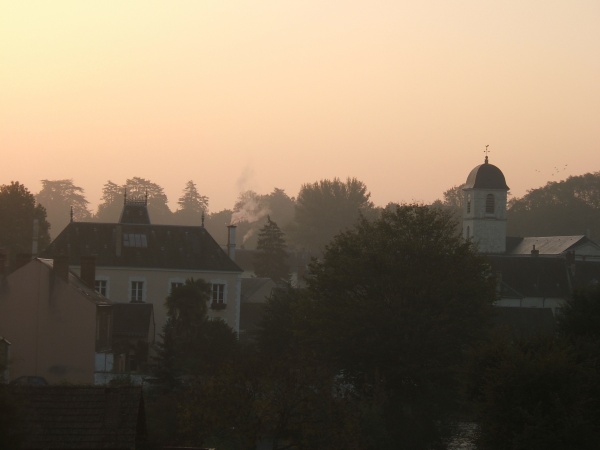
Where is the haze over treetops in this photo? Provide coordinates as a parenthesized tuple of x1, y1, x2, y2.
(1, 1, 598, 211)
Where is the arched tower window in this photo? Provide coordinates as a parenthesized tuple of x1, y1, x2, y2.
(466, 194, 471, 213)
(485, 194, 495, 214)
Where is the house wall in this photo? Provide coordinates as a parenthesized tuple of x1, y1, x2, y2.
(0, 262, 98, 384)
(463, 188, 508, 253)
(73, 266, 242, 335)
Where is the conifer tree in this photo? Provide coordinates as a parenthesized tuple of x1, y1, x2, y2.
(174, 180, 209, 225)
(254, 216, 290, 284)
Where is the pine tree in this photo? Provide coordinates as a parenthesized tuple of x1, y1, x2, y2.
(174, 180, 209, 225)
(254, 216, 290, 284)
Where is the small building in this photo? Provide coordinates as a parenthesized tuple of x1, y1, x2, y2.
(462, 155, 600, 320)
(0, 257, 111, 384)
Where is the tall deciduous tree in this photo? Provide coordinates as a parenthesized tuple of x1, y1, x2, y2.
(292, 177, 375, 253)
(174, 180, 209, 226)
(254, 216, 290, 284)
(155, 278, 238, 383)
(508, 172, 600, 239)
(95, 181, 123, 222)
(125, 177, 173, 224)
(0, 182, 50, 267)
(304, 204, 496, 448)
(36, 179, 91, 237)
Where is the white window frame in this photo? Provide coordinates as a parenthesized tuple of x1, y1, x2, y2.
(129, 277, 146, 303)
(211, 281, 227, 305)
(95, 276, 110, 299)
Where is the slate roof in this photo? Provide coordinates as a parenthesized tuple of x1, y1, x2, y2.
(112, 303, 154, 339)
(119, 200, 150, 225)
(37, 258, 110, 306)
(41, 222, 242, 273)
(8, 385, 146, 449)
(506, 235, 596, 256)
(464, 158, 509, 190)
(488, 255, 572, 299)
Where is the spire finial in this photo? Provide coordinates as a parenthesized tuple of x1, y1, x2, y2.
(201, 210, 205, 228)
(484, 144, 490, 163)
(70, 206, 74, 223)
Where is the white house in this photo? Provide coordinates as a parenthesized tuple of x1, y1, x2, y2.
(41, 197, 243, 336)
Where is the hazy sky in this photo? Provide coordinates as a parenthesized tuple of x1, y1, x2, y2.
(2, 1, 599, 213)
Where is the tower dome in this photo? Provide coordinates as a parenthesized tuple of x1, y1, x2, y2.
(464, 156, 509, 190)
(462, 155, 509, 254)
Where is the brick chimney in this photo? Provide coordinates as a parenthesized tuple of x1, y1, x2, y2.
(227, 224, 237, 261)
(53, 255, 70, 283)
(80, 255, 96, 290)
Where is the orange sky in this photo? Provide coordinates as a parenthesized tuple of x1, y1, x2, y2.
(1, 1, 599, 213)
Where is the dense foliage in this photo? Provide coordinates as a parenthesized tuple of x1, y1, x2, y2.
(292, 177, 376, 253)
(300, 204, 496, 448)
(253, 216, 290, 284)
(508, 172, 600, 239)
(0, 182, 50, 268)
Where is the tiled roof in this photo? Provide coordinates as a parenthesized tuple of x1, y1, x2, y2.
(112, 303, 154, 338)
(41, 222, 242, 273)
(37, 258, 110, 306)
(9, 385, 146, 449)
(506, 235, 590, 255)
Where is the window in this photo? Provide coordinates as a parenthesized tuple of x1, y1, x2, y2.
(485, 194, 495, 214)
(170, 281, 184, 294)
(466, 194, 471, 213)
(123, 233, 148, 248)
(95, 279, 108, 297)
(211, 283, 226, 309)
(130, 280, 145, 303)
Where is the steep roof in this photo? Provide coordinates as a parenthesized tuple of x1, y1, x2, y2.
(119, 199, 151, 225)
(506, 235, 598, 256)
(37, 258, 110, 306)
(8, 385, 146, 449)
(464, 157, 509, 190)
(41, 222, 242, 272)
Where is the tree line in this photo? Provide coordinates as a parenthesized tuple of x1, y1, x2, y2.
(147, 204, 600, 449)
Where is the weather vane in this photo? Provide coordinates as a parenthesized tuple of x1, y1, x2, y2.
(484, 144, 490, 163)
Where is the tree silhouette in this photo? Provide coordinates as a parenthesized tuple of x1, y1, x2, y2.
(174, 180, 209, 225)
(36, 179, 91, 237)
(292, 177, 374, 253)
(95, 181, 123, 222)
(0, 182, 50, 266)
(254, 216, 290, 284)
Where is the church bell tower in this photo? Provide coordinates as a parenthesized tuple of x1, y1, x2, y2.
(463, 151, 509, 253)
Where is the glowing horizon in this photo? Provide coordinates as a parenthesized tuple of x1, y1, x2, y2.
(1, 1, 598, 213)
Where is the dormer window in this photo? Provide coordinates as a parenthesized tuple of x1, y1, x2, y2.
(123, 233, 148, 248)
(485, 194, 495, 214)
